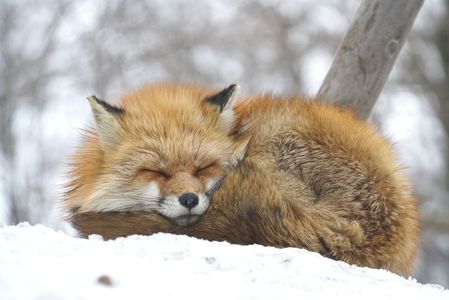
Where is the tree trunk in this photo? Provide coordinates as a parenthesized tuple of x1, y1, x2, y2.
(317, 0, 424, 119)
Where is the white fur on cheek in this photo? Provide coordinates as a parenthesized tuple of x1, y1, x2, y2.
(205, 176, 224, 197)
(81, 181, 161, 212)
(190, 193, 210, 215)
(142, 182, 160, 204)
(206, 178, 219, 191)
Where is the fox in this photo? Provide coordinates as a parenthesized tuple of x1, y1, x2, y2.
(64, 83, 420, 276)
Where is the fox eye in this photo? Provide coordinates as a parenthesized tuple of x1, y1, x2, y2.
(195, 162, 217, 176)
(139, 168, 169, 179)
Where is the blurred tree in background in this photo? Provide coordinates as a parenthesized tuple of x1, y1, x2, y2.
(0, 0, 447, 287)
(0, 1, 71, 224)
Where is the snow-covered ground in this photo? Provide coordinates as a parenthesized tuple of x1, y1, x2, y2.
(1, 223, 448, 300)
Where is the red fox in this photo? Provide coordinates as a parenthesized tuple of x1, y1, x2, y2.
(64, 83, 420, 276)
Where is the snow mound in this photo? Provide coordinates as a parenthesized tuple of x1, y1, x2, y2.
(0, 223, 447, 300)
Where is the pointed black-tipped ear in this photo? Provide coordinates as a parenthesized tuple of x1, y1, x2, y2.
(206, 84, 240, 134)
(86, 95, 124, 151)
(206, 84, 239, 113)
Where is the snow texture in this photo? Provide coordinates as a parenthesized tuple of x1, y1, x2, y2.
(1, 223, 448, 300)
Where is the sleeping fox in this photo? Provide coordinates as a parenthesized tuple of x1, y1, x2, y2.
(64, 83, 420, 276)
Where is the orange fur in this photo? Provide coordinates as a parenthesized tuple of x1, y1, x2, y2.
(64, 83, 420, 276)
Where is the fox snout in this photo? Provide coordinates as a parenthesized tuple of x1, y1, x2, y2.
(154, 176, 212, 227)
(178, 193, 199, 209)
(135, 171, 222, 226)
(159, 191, 208, 227)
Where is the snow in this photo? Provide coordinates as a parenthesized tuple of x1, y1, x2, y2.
(1, 223, 448, 300)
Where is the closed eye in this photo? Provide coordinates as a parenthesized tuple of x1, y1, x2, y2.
(139, 168, 170, 179)
(196, 162, 218, 176)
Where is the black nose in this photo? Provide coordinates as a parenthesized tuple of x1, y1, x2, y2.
(178, 193, 199, 209)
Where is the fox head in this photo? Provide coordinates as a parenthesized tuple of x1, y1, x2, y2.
(69, 83, 249, 226)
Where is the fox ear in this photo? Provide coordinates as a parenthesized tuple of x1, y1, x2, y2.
(207, 84, 239, 134)
(207, 84, 239, 113)
(86, 95, 124, 151)
(230, 135, 250, 166)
